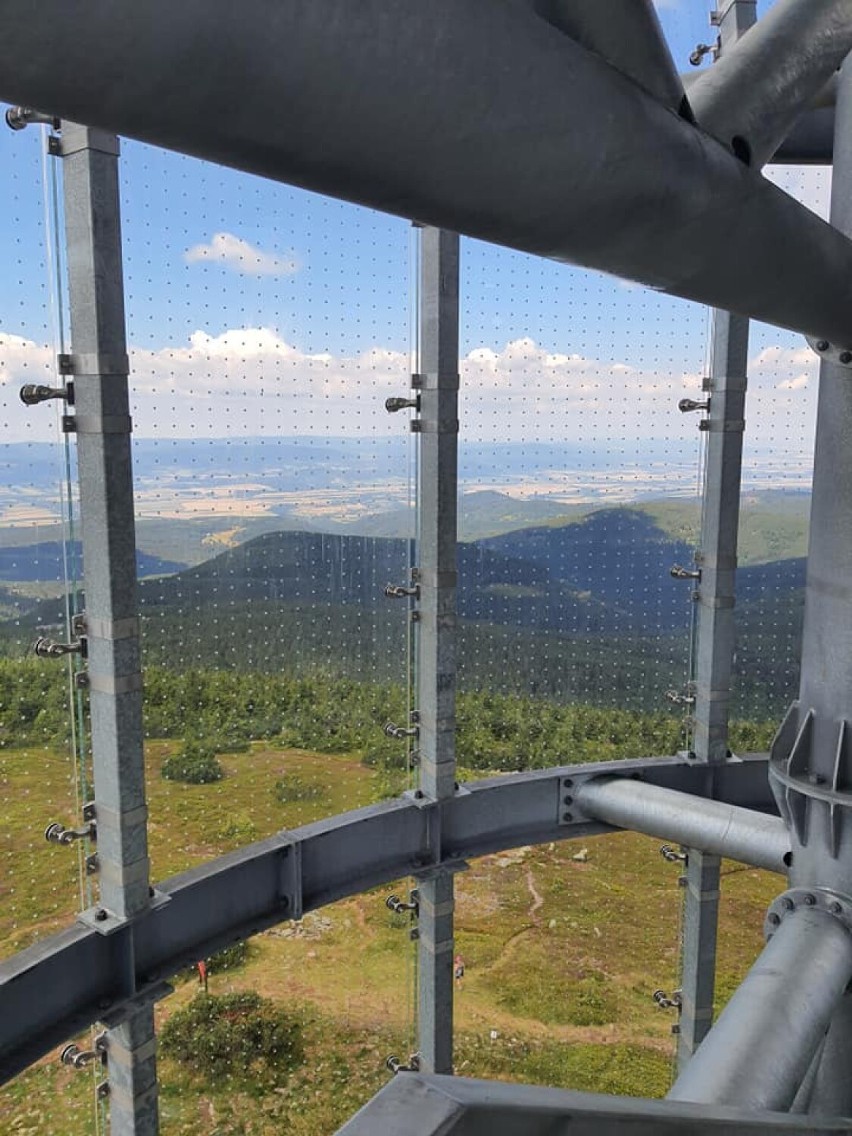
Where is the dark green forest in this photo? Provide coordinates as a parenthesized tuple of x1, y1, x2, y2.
(0, 658, 775, 774)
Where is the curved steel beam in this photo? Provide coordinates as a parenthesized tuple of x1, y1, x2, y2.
(2, 2, 852, 344)
(0, 753, 774, 1084)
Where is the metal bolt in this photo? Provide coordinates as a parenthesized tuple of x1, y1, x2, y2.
(563, 811, 573, 823)
(563, 778, 573, 788)
(767, 912, 781, 926)
(781, 897, 795, 912)
(564, 795, 573, 806)
(803, 894, 816, 906)
(829, 901, 843, 916)
(816, 340, 830, 352)
(841, 352, 852, 365)
(413, 789, 424, 800)
(95, 908, 108, 922)
(385, 396, 419, 413)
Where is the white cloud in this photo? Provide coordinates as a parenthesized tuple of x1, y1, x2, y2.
(184, 232, 299, 277)
(0, 327, 821, 446)
(765, 166, 832, 220)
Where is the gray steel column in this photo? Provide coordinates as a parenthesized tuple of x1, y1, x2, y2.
(62, 122, 157, 1134)
(668, 905, 852, 1110)
(781, 56, 852, 1117)
(677, 0, 754, 1072)
(416, 227, 460, 1075)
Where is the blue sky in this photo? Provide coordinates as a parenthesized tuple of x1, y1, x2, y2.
(0, 0, 827, 457)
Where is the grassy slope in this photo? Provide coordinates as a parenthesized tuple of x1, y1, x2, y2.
(0, 741, 778, 1135)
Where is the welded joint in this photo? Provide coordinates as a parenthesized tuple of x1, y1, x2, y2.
(58, 351, 130, 377)
(98, 981, 174, 1030)
(78, 887, 171, 936)
(411, 371, 460, 391)
(279, 840, 303, 923)
(556, 772, 598, 826)
(62, 414, 133, 435)
(764, 887, 852, 942)
(808, 337, 852, 367)
(699, 419, 745, 433)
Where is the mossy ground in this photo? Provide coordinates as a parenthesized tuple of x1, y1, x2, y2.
(0, 741, 779, 1134)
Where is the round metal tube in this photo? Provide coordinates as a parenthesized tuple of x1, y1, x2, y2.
(1, 1, 852, 344)
(668, 906, 852, 1110)
(689, 0, 852, 167)
(574, 776, 790, 873)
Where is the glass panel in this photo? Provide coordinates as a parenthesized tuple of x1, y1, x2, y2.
(155, 890, 417, 1134)
(455, 834, 680, 1096)
(113, 144, 415, 883)
(731, 164, 830, 730)
(456, 243, 708, 781)
(0, 119, 89, 963)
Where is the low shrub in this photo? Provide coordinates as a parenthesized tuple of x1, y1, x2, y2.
(161, 738, 224, 784)
(160, 992, 304, 1083)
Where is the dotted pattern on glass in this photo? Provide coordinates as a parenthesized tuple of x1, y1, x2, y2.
(121, 143, 417, 1126)
(0, 118, 91, 972)
(729, 164, 829, 726)
(456, 239, 707, 779)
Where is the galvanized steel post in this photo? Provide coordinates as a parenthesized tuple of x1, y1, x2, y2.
(677, 0, 755, 1073)
(61, 122, 157, 1134)
(415, 227, 460, 1074)
(783, 55, 852, 1117)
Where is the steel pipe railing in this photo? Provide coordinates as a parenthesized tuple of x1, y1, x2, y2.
(574, 776, 790, 874)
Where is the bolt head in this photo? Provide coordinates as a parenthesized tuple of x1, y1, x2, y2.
(95, 908, 108, 922)
(767, 912, 781, 926)
(781, 897, 795, 912)
(817, 341, 830, 352)
(802, 893, 816, 906)
(562, 811, 573, 823)
(841, 352, 852, 365)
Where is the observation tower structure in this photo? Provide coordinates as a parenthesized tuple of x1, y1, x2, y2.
(2, 1, 852, 1132)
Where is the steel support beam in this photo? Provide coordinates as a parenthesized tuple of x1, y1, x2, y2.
(668, 906, 852, 1111)
(415, 227, 460, 1074)
(574, 777, 788, 873)
(776, 57, 852, 1118)
(0, 753, 775, 1085)
(532, 0, 689, 115)
(675, 1, 755, 1072)
(689, 0, 852, 168)
(337, 1072, 852, 1136)
(2, 3, 852, 343)
(61, 122, 156, 1135)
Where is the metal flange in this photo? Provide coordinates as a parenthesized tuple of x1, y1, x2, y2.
(808, 337, 852, 367)
(764, 886, 852, 941)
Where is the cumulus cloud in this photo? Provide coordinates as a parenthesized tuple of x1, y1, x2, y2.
(0, 327, 821, 445)
(184, 232, 299, 276)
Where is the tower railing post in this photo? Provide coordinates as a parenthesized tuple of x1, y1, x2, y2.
(61, 121, 158, 1134)
(415, 227, 460, 1074)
